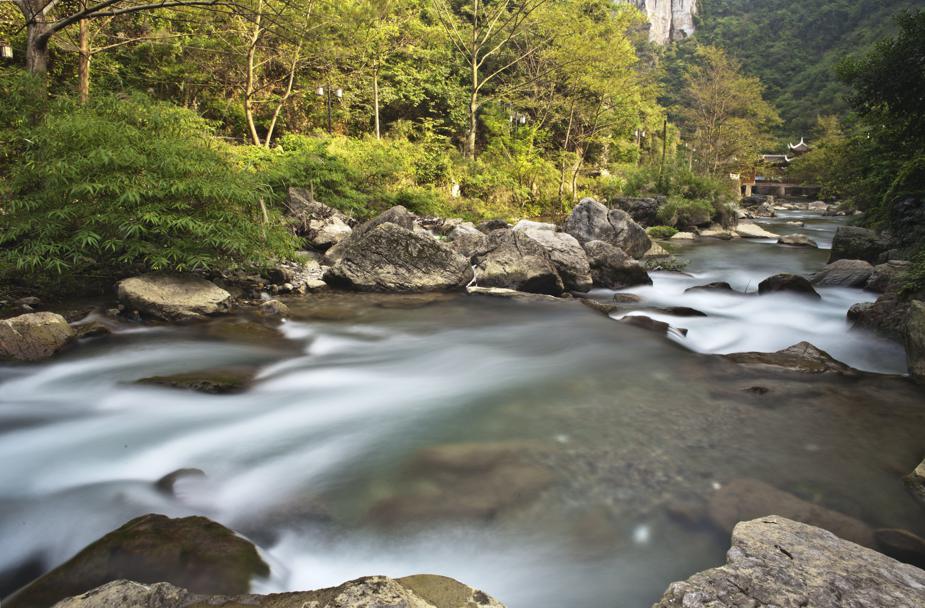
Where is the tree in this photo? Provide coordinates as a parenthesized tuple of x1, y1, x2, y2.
(431, 0, 550, 158)
(10, 0, 224, 74)
(676, 45, 780, 175)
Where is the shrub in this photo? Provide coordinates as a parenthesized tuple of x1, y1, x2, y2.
(646, 225, 679, 239)
(0, 93, 296, 279)
(656, 197, 715, 229)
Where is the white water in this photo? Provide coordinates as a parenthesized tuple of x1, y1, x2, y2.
(1, 213, 923, 608)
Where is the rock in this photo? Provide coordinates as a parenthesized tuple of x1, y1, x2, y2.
(0, 312, 75, 361)
(620, 315, 688, 337)
(580, 298, 620, 316)
(848, 295, 911, 341)
(734, 221, 778, 239)
(876, 529, 925, 569)
(465, 286, 561, 303)
(285, 188, 352, 250)
(740, 194, 774, 208)
(613, 293, 642, 303)
(154, 468, 207, 495)
(778, 234, 819, 248)
(700, 226, 739, 240)
(611, 196, 664, 227)
(369, 442, 553, 525)
(906, 300, 925, 383)
(326, 206, 416, 262)
(4, 514, 269, 608)
(706, 479, 874, 547)
(890, 195, 925, 250)
(829, 226, 891, 264)
(117, 274, 231, 321)
(904, 459, 925, 507)
(583, 240, 652, 289)
(670, 231, 696, 240)
(653, 516, 925, 608)
(654, 306, 707, 317)
(518, 228, 593, 292)
(51, 575, 504, 608)
(511, 219, 555, 233)
(474, 230, 564, 296)
(685, 282, 734, 294)
(325, 223, 473, 292)
(564, 198, 651, 258)
(447, 223, 491, 260)
(258, 299, 289, 317)
(866, 260, 911, 293)
(477, 219, 511, 233)
(14, 296, 41, 307)
(812, 259, 874, 287)
(757, 273, 821, 298)
(136, 367, 255, 394)
(724, 342, 855, 375)
(644, 242, 671, 258)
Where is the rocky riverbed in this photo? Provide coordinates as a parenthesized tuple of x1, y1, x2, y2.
(1, 194, 924, 607)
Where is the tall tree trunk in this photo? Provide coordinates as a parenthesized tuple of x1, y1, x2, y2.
(26, 18, 51, 74)
(78, 11, 90, 103)
(465, 52, 479, 159)
(373, 67, 381, 140)
(243, 2, 263, 146)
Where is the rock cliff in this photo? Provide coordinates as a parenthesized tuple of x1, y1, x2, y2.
(626, 0, 697, 44)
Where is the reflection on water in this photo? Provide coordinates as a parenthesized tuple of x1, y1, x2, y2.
(0, 215, 923, 608)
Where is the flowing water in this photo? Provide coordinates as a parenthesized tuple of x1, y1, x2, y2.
(1, 213, 923, 608)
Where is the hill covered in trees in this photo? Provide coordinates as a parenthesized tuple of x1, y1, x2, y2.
(695, 0, 925, 134)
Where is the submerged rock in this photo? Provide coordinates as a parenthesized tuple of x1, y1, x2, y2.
(757, 273, 821, 299)
(5, 514, 269, 608)
(875, 529, 925, 569)
(653, 516, 925, 608)
(904, 458, 925, 508)
(564, 198, 651, 258)
(620, 315, 688, 337)
(136, 367, 255, 394)
(584, 240, 652, 289)
(0, 312, 75, 361)
(707, 478, 874, 547)
(684, 282, 734, 294)
(474, 230, 564, 296)
(829, 226, 891, 264)
(117, 274, 232, 321)
(778, 234, 819, 248)
(724, 342, 855, 375)
(51, 575, 505, 608)
(325, 223, 473, 292)
(465, 286, 561, 303)
(812, 259, 874, 288)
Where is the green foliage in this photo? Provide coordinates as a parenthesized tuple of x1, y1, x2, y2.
(646, 226, 679, 239)
(657, 197, 715, 229)
(0, 93, 296, 279)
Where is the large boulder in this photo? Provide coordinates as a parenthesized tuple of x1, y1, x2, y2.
(326, 206, 416, 262)
(723, 342, 855, 375)
(867, 260, 911, 293)
(518, 228, 592, 292)
(905, 458, 925, 507)
(474, 230, 564, 296)
(116, 274, 231, 321)
(51, 575, 505, 608)
(285, 187, 352, 250)
(325, 223, 473, 292)
(890, 195, 925, 250)
(812, 259, 874, 288)
(652, 516, 925, 608)
(611, 196, 664, 227)
(757, 274, 821, 299)
(583, 240, 652, 289)
(829, 226, 891, 264)
(564, 198, 651, 258)
(4, 514, 269, 608)
(848, 295, 912, 341)
(446, 223, 490, 260)
(706, 479, 874, 547)
(905, 300, 925, 383)
(0, 312, 75, 361)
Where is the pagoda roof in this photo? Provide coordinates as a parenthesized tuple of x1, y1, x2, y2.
(788, 137, 810, 153)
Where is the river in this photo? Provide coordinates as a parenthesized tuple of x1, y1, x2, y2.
(1, 212, 923, 608)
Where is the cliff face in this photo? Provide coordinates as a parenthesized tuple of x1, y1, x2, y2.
(628, 0, 697, 44)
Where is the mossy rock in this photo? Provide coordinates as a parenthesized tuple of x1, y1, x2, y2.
(4, 514, 269, 608)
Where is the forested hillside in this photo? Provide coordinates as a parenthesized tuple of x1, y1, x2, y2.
(695, 0, 925, 134)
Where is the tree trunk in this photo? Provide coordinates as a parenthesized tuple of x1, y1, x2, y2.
(465, 53, 479, 159)
(78, 14, 90, 103)
(26, 19, 51, 74)
(373, 68, 381, 140)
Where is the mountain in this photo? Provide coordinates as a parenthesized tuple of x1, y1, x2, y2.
(627, 0, 699, 44)
(694, 0, 925, 134)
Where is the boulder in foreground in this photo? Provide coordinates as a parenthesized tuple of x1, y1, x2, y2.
(829, 226, 891, 264)
(5, 514, 268, 608)
(117, 274, 232, 320)
(653, 515, 925, 608)
(325, 223, 473, 292)
(474, 230, 564, 296)
(51, 574, 505, 608)
(0, 312, 75, 361)
(812, 259, 874, 287)
(584, 240, 652, 289)
(564, 198, 651, 258)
